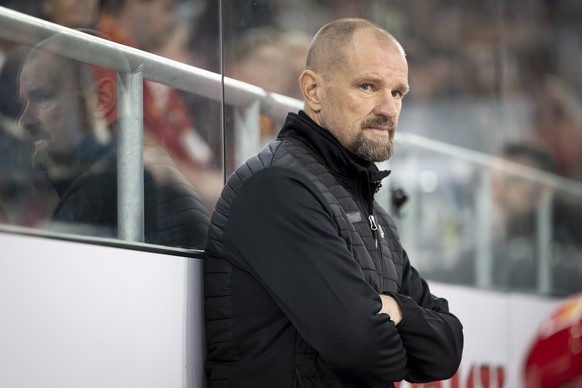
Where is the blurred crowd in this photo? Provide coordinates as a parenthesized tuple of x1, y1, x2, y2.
(1, 0, 579, 171)
(0, 0, 581, 288)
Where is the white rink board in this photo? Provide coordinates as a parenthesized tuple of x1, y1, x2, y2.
(0, 232, 565, 388)
(0, 233, 204, 388)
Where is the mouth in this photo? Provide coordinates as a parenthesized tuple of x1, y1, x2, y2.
(33, 138, 50, 150)
(361, 117, 396, 137)
(28, 131, 51, 150)
(364, 126, 394, 136)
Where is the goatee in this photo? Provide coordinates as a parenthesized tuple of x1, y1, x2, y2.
(349, 117, 395, 162)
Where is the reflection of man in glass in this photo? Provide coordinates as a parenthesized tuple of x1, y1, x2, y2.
(18, 41, 209, 248)
(19, 47, 110, 177)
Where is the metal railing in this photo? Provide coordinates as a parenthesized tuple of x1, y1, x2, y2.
(391, 132, 582, 294)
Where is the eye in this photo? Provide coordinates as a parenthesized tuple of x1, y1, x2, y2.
(360, 83, 374, 92)
(32, 92, 54, 106)
(391, 90, 403, 98)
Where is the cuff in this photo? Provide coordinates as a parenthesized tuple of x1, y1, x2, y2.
(382, 291, 419, 328)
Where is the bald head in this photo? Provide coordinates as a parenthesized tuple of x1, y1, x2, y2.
(306, 18, 405, 80)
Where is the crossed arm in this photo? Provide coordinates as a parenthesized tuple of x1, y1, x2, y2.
(226, 167, 463, 385)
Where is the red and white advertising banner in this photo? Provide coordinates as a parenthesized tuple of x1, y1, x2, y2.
(395, 282, 563, 388)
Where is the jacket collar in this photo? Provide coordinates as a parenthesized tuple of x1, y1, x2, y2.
(278, 111, 391, 193)
(50, 136, 114, 197)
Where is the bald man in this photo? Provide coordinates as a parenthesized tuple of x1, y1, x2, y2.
(204, 18, 463, 388)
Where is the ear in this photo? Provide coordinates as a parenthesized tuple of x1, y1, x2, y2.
(95, 75, 117, 126)
(300, 69, 322, 113)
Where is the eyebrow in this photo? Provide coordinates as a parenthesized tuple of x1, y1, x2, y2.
(399, 83, 411, 95)
(19, 85, 53, 102)
(357, 75, 410, 94)
(357, 75, 383, 84)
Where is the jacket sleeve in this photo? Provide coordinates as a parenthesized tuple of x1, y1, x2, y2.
(385, 250, 464, 383)
(223, 167, 410, 386)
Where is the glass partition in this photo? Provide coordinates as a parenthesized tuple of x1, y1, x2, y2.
(0, 4, 223, 250)
(0, 1, 581, 296)
(384, 135, 582, 297)
(218, 0, 582, 297)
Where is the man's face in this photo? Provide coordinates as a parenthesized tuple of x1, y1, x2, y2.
(316, 29, 409, 162)
(233, 42, 290, 95)
(18, 53, 86, 170)
(43, 0, 100, 28)
(133, 0, 177, 52)
(492, 155, 544, 217)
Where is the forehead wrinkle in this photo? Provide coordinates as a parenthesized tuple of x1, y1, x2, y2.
(23, 52, 74, 91)
(312, 27, 405, 82)
(348, 49, 408, 86)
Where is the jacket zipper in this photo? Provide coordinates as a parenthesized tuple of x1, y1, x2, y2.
(356, 174, 384, 261)
(369, 209, 386, 284)
(368, 214, 378, 247)
(367, 183, 384, 269)
(353, 170, 389, 289)
(368, 214, 378, 231)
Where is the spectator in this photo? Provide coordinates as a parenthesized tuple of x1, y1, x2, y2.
(531, 75, 582, 181)
(41, 0, 99, 29)
(225, 27, 290, 96)
(97, 0, 213, 170)
(440, 143, 582, 296)
(282, 30, 311, 100)
(189, 0, 280, 73)
(224, 27, 291, 144)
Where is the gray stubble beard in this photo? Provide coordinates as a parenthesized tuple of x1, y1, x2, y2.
(349, 117, 395, 162)
(349, 131, 394, 162)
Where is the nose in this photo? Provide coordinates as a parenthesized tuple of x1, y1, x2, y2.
(17, 103, 38, 133)
(374, 92, 399, 120)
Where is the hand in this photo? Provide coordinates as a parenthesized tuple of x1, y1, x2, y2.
(379, 294, 402, 325)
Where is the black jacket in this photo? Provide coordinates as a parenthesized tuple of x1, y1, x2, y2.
(204, 111, 463, 387)
(49, 137, 209, 249)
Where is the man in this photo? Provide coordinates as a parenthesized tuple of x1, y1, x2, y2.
(18, 39, 210, 248)
(41, 0, 100, 29)
(224, 28, 292, 145)
(98, 0, 176, 53)
(204, 18, 464, 387)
